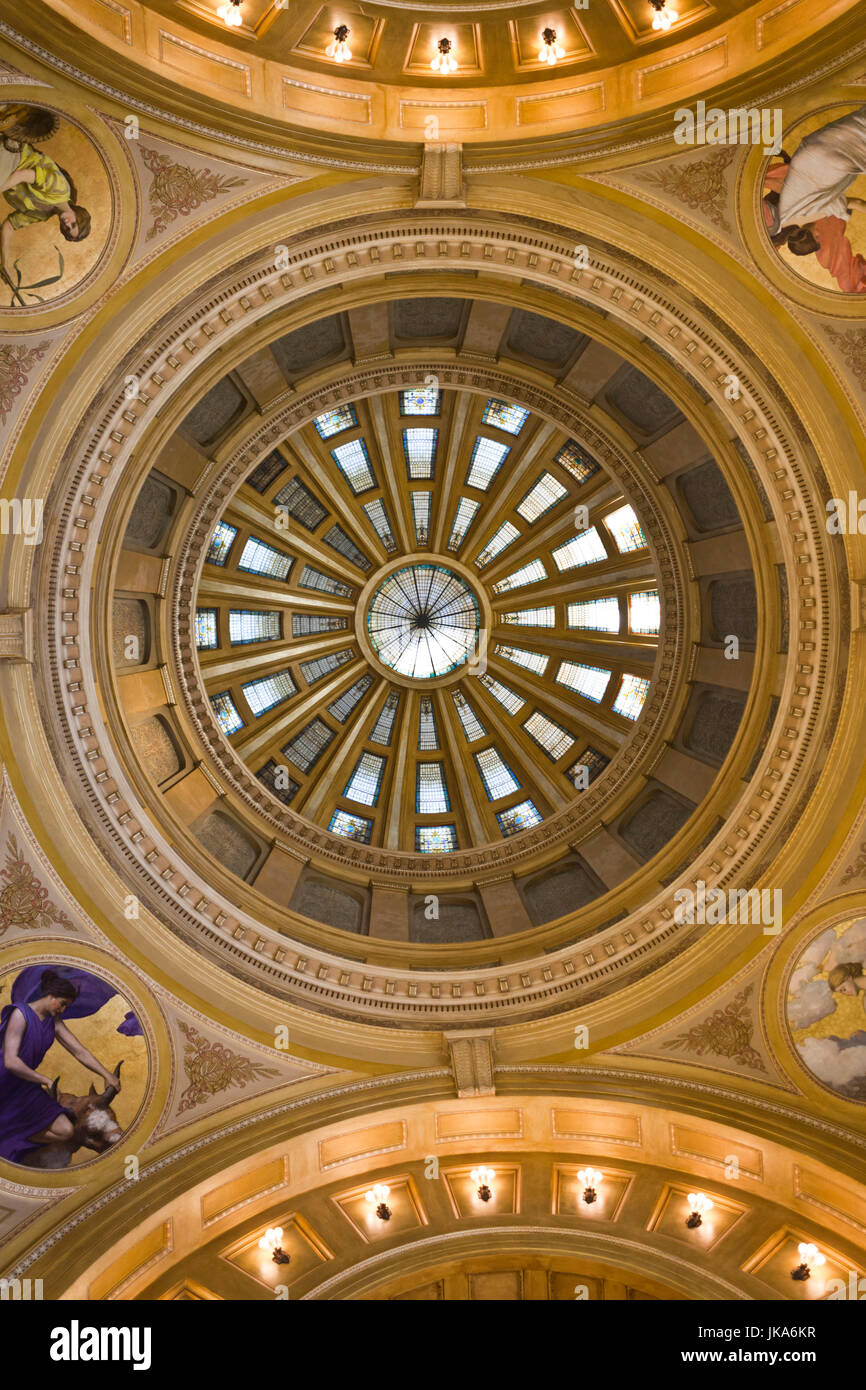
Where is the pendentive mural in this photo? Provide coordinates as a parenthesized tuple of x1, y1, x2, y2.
(0, 962, 148, 1170)
(786, 919, 866, 1101)
(0, 101, 111, 308)
(762, 104, 866, 296)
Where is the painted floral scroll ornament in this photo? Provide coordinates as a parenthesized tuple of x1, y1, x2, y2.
(0, 340, 49, 426)
(662, 986, 766, 1071)
(176, 1021, 278, 1111)
(141, 147, 246, 240)
(0, 832, 75, 933)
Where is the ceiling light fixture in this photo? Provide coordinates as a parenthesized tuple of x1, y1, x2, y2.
(217, 0, 243, 28)
(686, 1192, 713, 1228)
(365, 1183, 392, 1221)
(792, 1243, 825, 1282)
(538, 27, 565, 64)
(650, 0, 677, 31)
(578, 1167, 604, 1205)
(327, 24, 352, 63)
(471, 1166, 495, 1202)
(257, 1226, 290, 1265)
(431, 38, 457, 75)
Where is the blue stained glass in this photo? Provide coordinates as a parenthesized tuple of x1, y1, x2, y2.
(496, 799, 542, 836)
(329, 809, 372, 843)
(400, 386, 440, 415)
(207, 521, 237, 566)
(482, 399, 530, 435)
(195, 609, 218, 649)
(314, 404, 358, 438)
(416, 824, 457, 853)
(211, 691, 244, 735)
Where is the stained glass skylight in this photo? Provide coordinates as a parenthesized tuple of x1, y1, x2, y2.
(554, 440, 601, 484)
(238, 536, 292, 580)
(370, 692, 400, 745)
(229, 610, 281, 644)
(501, 606, 556, 627)
(494, 643, 549, 676)
(416, 762, 450, 814)
(363, 499, 397, 552)
(516, 473, 568, 523)
(314, 403, 358, 438)
(476, 673, 525, 714)
(274, 477, 327, 531)
(283, 718, 334, 772)
(482, 399, 530, 435)
(628, 590, 661, 635)
(400, 386, 440, 415)
(328, 675, 373, 723)
(447, 497, 480, 551)
(344, 752, 386, 807)
(207, 521, 237, 566)
(492, 559, 547, 593)
(292, 614, 348, 636)
(497, 799, 542, 836)
(466, 436, 510, 490)
(474, 747, 520, 801)
(211, 691, 244, 735)
(242, 669, 298, 715)
(567, 597, 620, 632)
(555, 661, 611, 703)
(613, 673, 651, 720)
(551, 528, 607, 571)
(452, 690, 486, 742)
(329, 809, 372, 843)
(403, 428, 438, 479)
(605, 504, 647, 554)
(416, 824, 457, 853)
(323, 524, 370, 571)
(418, 697, 439, 750)
(475, 521, 520, 568)
(523, 710, 574, 761)
(411, 492, 431, 546)
(195, 609, 218, 649)
(299, 565, 353, 598)
(332, 438, 376, 493)
(300, 648, 353, 684)
(366, 564, 480, 680)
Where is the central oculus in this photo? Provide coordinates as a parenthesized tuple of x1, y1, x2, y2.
(366, 563, 481, 680)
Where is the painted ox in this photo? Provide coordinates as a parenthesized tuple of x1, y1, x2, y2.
(25, 1061, 124, 1169)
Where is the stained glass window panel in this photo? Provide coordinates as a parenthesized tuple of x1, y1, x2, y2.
(323, 524, 371, 571)
(554, 440, 601, 484)
(211, 691, 243, 735)
(567, 597, 620, 632)
(229, 610, 281, 644)
(475, 521, 520, 568)
(403, 428, 438, 479)
(466, 436, 510, 491)
(523, 710, 574, 761)
(328, 675, 373, 723)
(411, 492, 431, 546)
(492, 559, 547, 593)
(494, 643, 549, 676)
(552, 529, 607, 571)
(329, 809, 372, 843)
(418, 697, 439, 750)
(447, 497, 480, 551)
(292, 614, 348, 636)
(238, 536, 292, 580)
(416, 762, 450, 814)
(363, 499, 397, 552)
(474, 747, 520, 801)
(314, 404, 358, 438)
(300, 649, 353, 685)
(613, 673, 651, 720)
(497, 799, 542, 836)
(370, 692, 400, 745)
(452, 690, 486, 742)
(605, 504, 647, 554)
(400, 386, 440, 415)
(344, 752, 386, 807)
(242, 669, 297, 716)
(476, 673, 525, 714)
(195, 608, 218, 649)
(482, 399, 530, 435)
(283, 718, 333, 772)
(416, 824, 457, 853)
(299, 565, 353, 598)
(555, 661, 611, 703)
(628, 589, 661, 635)
(332, 438, 376, 493)
(207, 521, 237, 566)
(273, 477, 328, 531)
(501, 606, 555, 627)
(246, 451, 288, 494)
(567, 746, 610, 789)
(257, 759, 299, 805)
(516, 473, 568, 523)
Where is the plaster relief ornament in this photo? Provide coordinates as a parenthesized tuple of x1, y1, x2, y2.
(762, 104, 866, 296)
(787, 919, 866, 1101)
(0, 963, 147, 1169)
(662, 986, 766, 1071)
(0, 102, 110, 308)
(0, 340, 49, 426)
(0, 832, 76, 933)
(176, 1021, 279, 1111)
(141, 146, 246, 240)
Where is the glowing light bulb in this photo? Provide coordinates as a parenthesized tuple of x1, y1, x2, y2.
(538, 27, 565, 64)
(686, 1192, 713, 1227)
(365, 1183, 392, 1220)
(257, 1226, 289, 1263)
(218, 0, 243, 28)
(326, 24, 352, 62)
(431, 38, 457, 75)
(651, 2, 677, 30)
(578, 1167, 604, 1203)
(471, 1166, 495, 1200)
(792, 1242, 825, 1280)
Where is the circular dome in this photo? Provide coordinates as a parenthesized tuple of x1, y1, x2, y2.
(365, 563, 481, 681)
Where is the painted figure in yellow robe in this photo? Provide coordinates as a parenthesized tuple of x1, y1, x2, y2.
(0, 139, 91, 278)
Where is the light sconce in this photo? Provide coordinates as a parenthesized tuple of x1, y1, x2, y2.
(326, 24, 352, 63)
(471, 1166, 495, 1202)
(686, 1192, 713, 1228)
(365, 1183, 392, 1221)
(578, 1167, 604, 1205)
(217, 0, 243, 28)
(431, 38, 457, 75)
(257, 1226, 290, 1265)
(538, 27, 565, 65)
(650, 0, 678, 31)
(792, 1243, 825, 1282)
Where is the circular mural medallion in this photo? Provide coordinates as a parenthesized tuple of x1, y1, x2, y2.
(786, 918, 866, 1102)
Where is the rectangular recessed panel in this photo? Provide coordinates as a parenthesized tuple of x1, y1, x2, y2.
(158, 31, 252, 96)
(319, 1120, 407, 1170)
(400, 100, 488, 133)
(551, 1109, 642, 1145)
(516, 82, 604, 127)
(201, 1159, 287, 1225)
(637, 38, 727, 100)
(282, 78, 372, 125)
(436, 1109, 523, 1141)
(671, 1125, 763, 1180)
